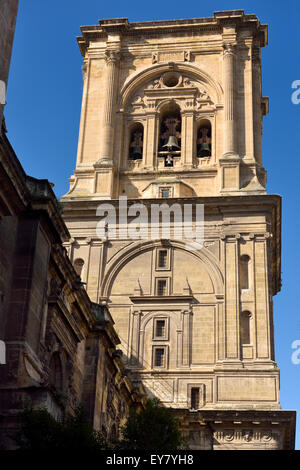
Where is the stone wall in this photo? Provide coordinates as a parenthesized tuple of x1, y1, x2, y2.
(0, 128, 144, 449)
(0, 0, 19, 126)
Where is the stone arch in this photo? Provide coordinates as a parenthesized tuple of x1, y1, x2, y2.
(140, 310, 180, 333)
(120, 63, 223, 109)
(101, 239, 224, 298)
(156, 98, 184, 112)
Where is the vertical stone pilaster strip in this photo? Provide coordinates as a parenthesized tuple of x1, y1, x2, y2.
(76, 59, 90, 165)
(145, 113, 157, 168)
(182, 310, 191, 366)
(86, 241, 103, 302)
(254, 236, 271, 359)
(224, 237, 239, 359)
(129, 310, 140, 365)
(181, 112, 194, 167)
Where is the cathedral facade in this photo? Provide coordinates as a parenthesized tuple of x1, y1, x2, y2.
(61, 11, 296, 449)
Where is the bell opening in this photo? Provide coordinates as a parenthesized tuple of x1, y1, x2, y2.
(197, 121, 212, 158)
(129, 123, 144, 160)
(158, 102, 181, 155)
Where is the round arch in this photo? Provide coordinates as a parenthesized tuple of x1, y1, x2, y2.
(140, 310, 181, 333)
(120, 63, 223, 109)
(100, 239, 224, 298)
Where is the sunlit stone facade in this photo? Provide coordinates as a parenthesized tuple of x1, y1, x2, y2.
(61, 11, 296, 449)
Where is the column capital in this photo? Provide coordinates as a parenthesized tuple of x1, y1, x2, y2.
(222, 43, 237, 57)
(104, 49, 121, 64)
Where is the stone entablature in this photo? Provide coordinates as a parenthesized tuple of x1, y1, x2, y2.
(176, 409, 296, 450)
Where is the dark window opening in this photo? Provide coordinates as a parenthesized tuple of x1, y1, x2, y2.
(240, 255, 250, 290)
(161, 188, 170, 198)
(154, 348, 165, 367)
(197, 124, 211, 157)
(158, 250, 168, 268)
(191, 387, 200, 410)
(129, 124, 143, 160)
(158, 103, 181, 165)
(157, 279, 167, 296)
(156, 320, 166, 337)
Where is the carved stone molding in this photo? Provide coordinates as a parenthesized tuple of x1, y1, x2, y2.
(151, 50, 191, 64)
(104, 49, 120, 64)
(214, 429, 280, 446)
(223, 42, 237, 57)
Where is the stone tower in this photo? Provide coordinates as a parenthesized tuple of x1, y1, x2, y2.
(61, 11, 296, 449)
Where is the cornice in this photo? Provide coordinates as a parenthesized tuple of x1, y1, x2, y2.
(77, 10, 267, 57)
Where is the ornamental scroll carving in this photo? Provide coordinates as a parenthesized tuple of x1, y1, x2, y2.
(126, 73, 214, 113)
(214, 429, 280, 445)
(152, 50, 191, 64)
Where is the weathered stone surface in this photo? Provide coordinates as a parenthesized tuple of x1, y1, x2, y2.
(61, 11, 295, 449)
(0, 1, 19, 127)
(0, 130, 144, 449)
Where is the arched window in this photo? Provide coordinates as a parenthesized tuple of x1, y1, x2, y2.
(158, 102, 181, 167)
(73, 258, 84, 278)
(197, 120, 211, 158)
(128, 123, 144, 160)
(240, 255, 250, 290)
(240, 311, 252, 345)
(49, 352, 63, 391)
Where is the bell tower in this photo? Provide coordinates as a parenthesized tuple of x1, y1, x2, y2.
(61, 11, 295, 449)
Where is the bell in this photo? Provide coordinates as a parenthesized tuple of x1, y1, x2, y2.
(132, 146, 142, 159)
(162, 135, 180, 150)
(198, 142, 211, 157)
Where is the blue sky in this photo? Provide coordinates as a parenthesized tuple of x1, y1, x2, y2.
(5, 0, 300, 449)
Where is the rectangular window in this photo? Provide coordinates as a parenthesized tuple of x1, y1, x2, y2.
(191, 388, 200, 410)
(160, 187, 172, 198)
(157, 279, 167, 296)
(154, 348, 165, 367)
(156, 320, 165, 337)
(153, 317, 168, 341)
(158, 250, 168, 268)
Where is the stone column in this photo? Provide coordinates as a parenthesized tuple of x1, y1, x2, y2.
(222, 43, 237, 157)
(99, 49, 120, 165)
(252, 45, 263, 166)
